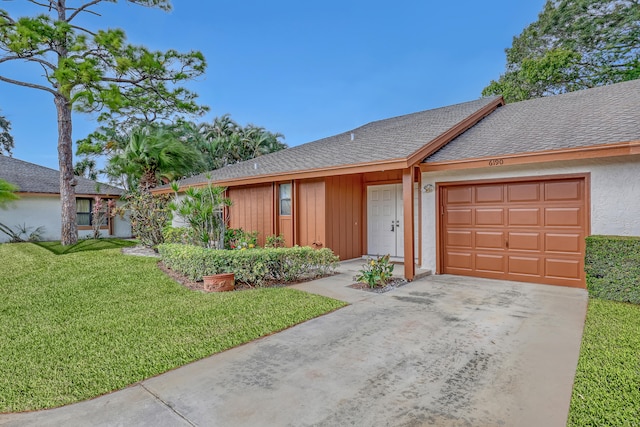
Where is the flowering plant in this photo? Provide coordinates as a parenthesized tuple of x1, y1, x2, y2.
(224, 228, 258, 250)
(356, 254, 394, 288)
(91, 196, 116, 239)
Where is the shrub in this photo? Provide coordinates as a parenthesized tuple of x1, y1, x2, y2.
(356, 254, 394, 288)
(91, 196, 116, 239)
(158, 244, 339, 286)
(585, 235, 640, 304)
(169, 180, 231, 249)
(118, 191, 172, 248)
(225, 228, 258, 250)
(162, 226, 196, 245)
(0, 222, 45, 242)
(265, 234, 286, 248)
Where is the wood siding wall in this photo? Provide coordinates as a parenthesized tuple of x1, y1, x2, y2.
(228, 184, 274, 247)
(296, 179, 326, 248)
(363, 170, 403, 184)
(325, 175, 364, 260)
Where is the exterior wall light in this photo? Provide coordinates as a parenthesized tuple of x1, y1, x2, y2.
(423, 184, 434, 193)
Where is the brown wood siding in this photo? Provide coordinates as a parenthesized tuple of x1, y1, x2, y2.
(228, 184, 274, 247)
(325, 174, 364, 260)
(279, 217, 293, 247)
(295, 179, 326, 248)
(363, 170, 403, 184)
(296, 179, 326, 248)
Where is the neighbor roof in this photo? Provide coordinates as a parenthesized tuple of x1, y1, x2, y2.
(425, 78, 640, 163)
(175, 96, 501, 187)
(0, 156, 124, 196)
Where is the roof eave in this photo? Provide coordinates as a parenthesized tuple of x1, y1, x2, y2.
(420, 140, 640, 172)
(152, 158, 411, 194)
(406, 96, 505, 167)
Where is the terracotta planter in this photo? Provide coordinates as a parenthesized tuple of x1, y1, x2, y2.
(203, 273, 235, 292)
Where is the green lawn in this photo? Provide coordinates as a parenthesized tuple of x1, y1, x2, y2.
(0, 243, 346, 413)
(568, 298, 640, 426)
(33, 238, 137, 255)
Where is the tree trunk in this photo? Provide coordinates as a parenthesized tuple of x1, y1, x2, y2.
(55, 94, 78, 245)
(139, 168, 158, 193)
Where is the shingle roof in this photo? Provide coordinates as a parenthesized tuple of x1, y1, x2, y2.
(176, 96, 501, 187)
(426, 79, 640, 163)
(0, 155, 124, 196)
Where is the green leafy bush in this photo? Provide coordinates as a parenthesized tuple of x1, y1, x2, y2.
(265, 234, 286, 248)
(585, 235, 640, 304)
(118, 191, 172, 248)
(162, 226, 196, 245)
(356, 254, 395, 288)
(169, 181, 231, 249)
(225, 228, 258, 249)
(158, 244, 339, 286)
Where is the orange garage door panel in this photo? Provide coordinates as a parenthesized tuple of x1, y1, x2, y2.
(441, 177, 587, 288)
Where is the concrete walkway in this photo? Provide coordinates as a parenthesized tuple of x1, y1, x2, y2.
(0, 262, 588, 427)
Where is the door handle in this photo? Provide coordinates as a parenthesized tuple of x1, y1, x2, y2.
(391, 224, 395, 232)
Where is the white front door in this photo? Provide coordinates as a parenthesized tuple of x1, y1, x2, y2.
(368, 184, 404, 257)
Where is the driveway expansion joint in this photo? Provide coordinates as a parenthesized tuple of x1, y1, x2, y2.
(139, 383, 197, 427)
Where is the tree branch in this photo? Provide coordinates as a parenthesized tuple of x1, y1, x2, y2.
(0, 55, 56, 71)
(69, 24, 97, 37)
(0, 10, 15, 25)
(0, 74, 57, 96)
(67, 0, 104, 22)
(26, 0, 56, 10)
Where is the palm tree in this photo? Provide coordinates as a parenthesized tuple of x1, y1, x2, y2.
(242, 125, 286, 159)
(108, 124, 205, 192)
(73, 158, 99, 181)
(196, 115, 286, 170)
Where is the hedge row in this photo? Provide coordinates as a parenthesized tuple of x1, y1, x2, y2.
(585, 235, 640, 304)
(157, 243, 339, 286)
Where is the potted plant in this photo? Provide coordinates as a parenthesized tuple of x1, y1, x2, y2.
(200, 247, 235, 292)
(170, 176, 235, 292)
(203, 272, 235, 292)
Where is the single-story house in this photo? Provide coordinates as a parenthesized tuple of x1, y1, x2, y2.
(0, 156, 131, 242)
(156, 78, 640, 288)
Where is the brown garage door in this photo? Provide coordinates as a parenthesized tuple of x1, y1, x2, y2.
(440, 176, 588, 288)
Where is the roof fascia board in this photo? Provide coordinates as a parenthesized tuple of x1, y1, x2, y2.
(405, 97, 504, 167)
(15, 192, 121, 197)
(420, 140, 640, 172)
(153, 159, 411, 194)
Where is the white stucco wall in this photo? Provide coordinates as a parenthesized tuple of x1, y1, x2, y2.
(420, 155, 640, 273)
(0, 195, 131, 243)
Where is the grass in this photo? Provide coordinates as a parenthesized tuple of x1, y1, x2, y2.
(33, 238, 137, 255)
(568, 298, 640, 426)
(0, 243, 346, 413)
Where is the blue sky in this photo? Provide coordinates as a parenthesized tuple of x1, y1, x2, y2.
(1, 0, 545, 171)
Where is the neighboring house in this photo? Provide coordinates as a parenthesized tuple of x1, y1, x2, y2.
(0, 156, 131, 242)
(156, 78, 640, 288)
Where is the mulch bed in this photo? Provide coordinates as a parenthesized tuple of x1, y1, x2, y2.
(157, 262, 337, 292)
(348, 277, 409, 294)
(158, 262, 254, 291)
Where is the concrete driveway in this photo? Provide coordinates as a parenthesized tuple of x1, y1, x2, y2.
(1, 269, 588, 427)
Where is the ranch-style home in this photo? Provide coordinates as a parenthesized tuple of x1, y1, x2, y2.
(0, 156, 131, 242)
(157, 78, 640, 288)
